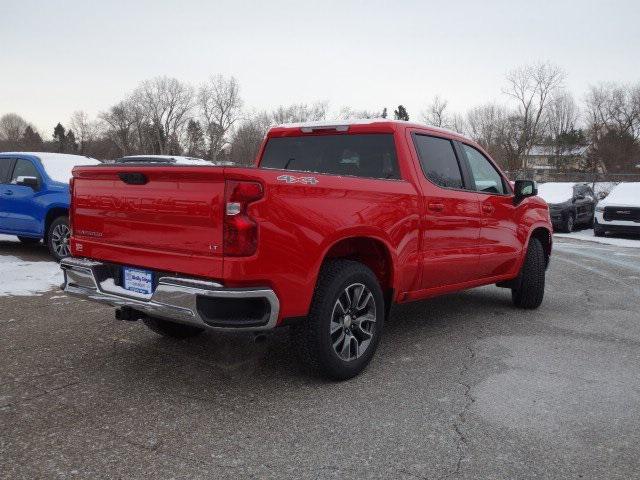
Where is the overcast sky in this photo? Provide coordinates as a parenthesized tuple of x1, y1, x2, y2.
(2, 0, 639, 134)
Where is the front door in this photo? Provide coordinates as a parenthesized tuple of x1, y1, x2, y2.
(458, 142, 520, 278)
(3, 158, 43, 235)
(409, 132, 482, 290)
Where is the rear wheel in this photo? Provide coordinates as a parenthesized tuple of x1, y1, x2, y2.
(290, 259, 384, 380)
(560, 213, 574, 233)
(143, 317, 204, 339)
(46, 216, 71, 262)
(18, 236, 41, 245)
(512, 237, 546, 309)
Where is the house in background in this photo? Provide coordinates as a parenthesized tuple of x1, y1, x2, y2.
(525, 145, 589, 173)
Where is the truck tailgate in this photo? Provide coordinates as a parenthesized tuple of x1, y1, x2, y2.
(70, 165, 225, 279)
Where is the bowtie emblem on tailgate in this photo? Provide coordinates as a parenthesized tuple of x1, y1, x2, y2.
(276, 174, 318, 185)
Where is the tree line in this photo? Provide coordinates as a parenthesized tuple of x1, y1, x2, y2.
(0, 62, 638, 173)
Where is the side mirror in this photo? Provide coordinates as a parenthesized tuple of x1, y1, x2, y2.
(513, 179, 537, 205)
(16, 176, 40, 190)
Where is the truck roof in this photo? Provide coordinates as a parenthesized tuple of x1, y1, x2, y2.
(268, 118, 465, 139)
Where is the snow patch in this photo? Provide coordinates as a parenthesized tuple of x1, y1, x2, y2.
(0, 255, 62, 296)
(555, 229, 640, 248)
(598, 182, 640, 207)
(537, 182, 575, 204)
(0, 234, 18, 243)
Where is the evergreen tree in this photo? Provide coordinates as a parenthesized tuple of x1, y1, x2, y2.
(394, 105, 409, 121)
(66, 130, 78, 152)
(21, 125, 43, 150)
(53, 123, 66, 152)
(185, 119, 206, 157)
(381, 107, 388, 119)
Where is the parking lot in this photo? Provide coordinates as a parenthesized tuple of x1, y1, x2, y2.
(1, 236, 640, 479)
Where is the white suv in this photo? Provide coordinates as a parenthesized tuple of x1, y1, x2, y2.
(594, 183, 640, 237)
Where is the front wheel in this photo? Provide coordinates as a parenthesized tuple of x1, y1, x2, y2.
(594, 220, 605, 237)
(291, 260, 385, 380)
(512, 237, 546, 309)
(46, 216, 71, 262)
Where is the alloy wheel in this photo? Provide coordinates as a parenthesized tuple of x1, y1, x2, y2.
(51, 223, 71, 257)
(329, 283, 377, 361)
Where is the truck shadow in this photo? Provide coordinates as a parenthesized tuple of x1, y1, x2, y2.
(0, 237, 50, 261)
(100, 286, 516, 393)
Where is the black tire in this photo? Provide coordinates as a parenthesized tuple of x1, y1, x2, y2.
(46, 216, 71, 262)
(560, 213, 575, 233)
(594, 220, 605, 237)
(290, 259, 385, 380)
(511, 237, 546, 309)
(18, 236, 41, 245)
(143, 317, 204, 339)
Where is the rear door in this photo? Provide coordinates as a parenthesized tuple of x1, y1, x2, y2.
(3, 158, 43, 235)
(0, 157, 16, 229)
(408, 131, 481, 289)
(457, 142, 520, 278)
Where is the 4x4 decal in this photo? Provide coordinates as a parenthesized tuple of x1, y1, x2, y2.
(276, 174, 319, 185)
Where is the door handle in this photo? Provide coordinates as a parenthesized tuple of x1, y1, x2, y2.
(4, 190, 13, 195)
(428, 202, 444, 212)
(482, 204, 494, 214)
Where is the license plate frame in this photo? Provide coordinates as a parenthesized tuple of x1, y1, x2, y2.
(122, 267, 154, 296)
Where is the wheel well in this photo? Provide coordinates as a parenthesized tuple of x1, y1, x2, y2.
(323, 237, 394, 309)
(44, 207, 68, 237)
(530, 227, 551, 267)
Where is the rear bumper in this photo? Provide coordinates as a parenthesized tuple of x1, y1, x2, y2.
(60, 257, 280, 331)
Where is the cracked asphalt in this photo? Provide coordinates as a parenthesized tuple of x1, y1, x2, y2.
(1, 236, 640, 479)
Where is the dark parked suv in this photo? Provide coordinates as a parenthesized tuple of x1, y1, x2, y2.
(538, 182, 596, 232)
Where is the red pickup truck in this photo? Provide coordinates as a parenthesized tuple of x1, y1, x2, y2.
(61, 120, 551, 379)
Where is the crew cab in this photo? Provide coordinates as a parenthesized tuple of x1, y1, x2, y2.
(61, 120, 552, 379)
(0, 152, 100, 260)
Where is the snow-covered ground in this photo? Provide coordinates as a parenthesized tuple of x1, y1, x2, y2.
(0, 255, 62, 296)
(0, 234, 63, 296)
(555, 229, 640, 248)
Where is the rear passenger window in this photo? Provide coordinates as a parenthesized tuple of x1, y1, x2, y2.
(0, 159, 13, 183)
(412, 135, 464, 189)
(260, 134, 400, 179)
(461, 144, 506, 195)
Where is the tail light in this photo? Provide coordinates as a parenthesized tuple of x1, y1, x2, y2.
(69, 177, 75, 236)
(223, 180, 263, 256)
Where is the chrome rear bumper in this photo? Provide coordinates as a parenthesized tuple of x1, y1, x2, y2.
(60, 257, 280, 331)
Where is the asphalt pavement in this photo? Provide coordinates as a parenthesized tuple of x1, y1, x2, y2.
(1, 237, 639, 479)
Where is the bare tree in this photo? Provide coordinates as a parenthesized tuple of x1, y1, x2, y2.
(502, 61, 565, 170)
(270, 102, 329, 124)
(421, 95, 448, 127)
(134, 76, 194, 155)
(545, 91, 579, 142)
(99, 100, 138, 155)
(337, 106, 381, 119)
(584, 82, 640, 172)
(228, 112, 272, 166)
(198, 75, 242, 160)
(0, 113, 28, 144)
(70, 110, 99, 154)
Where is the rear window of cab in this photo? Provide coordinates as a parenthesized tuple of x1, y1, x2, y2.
(260, 134, 400, 180)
